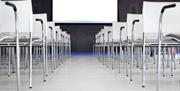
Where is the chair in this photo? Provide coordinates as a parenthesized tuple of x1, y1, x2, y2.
(127, 14, 143, 82)
(102, 26, 113, 68)
(112, 22, 127, 74)
(48, 22, 55, 73)
(33, 14, 48, 82)
(0, 0, 33, 90)
(143, 2, 179, 91)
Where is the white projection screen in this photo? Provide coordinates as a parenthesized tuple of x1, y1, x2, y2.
(53, 0, 117, 23)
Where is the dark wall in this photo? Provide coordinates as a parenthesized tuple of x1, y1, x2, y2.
(58, 24, 106, 52)
(32, 0, 52, 21)
(32, 0, 180, 52)
(118, 0, 143, 22)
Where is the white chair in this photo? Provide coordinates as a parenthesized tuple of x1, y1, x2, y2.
(52, 26, 58, 69)
(59, 30, 66, 61)
(127, 14, 143, 82)
(59, 29, 67, 63)
(67, 34, 71, 58)
(112, 22, 127, 73)
(120, 22, 130, 77)
(99, 29, 105, 64)
(95, 32, 100, 58)
(55, 26, 62, 65)
(61, 31, 69, 59)
(100, 29, 107, 65)
(95, 26, 112, 68)
(143, 2, 179, 91)
(103, 26, 113, 68)
(98, 31, 103, 61)
(48, 22, 56, 73)
(0, 0, 33, 90)
(33, 14, 48, 82)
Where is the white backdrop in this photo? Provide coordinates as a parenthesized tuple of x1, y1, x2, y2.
(53, 0, 117, 23)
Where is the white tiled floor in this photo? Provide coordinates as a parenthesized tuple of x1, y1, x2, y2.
(0, 55, 180, 91)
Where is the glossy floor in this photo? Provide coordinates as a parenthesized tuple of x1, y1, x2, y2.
(0, 55, 180, 91)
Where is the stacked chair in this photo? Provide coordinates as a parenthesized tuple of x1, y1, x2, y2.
(103, 26, 113, 68)
(0, 0, 71, 91)
(95, 1, 180, 91)
(95, 26, 113, 68)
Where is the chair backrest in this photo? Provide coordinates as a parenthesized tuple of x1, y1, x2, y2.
(33, 14, 48, 40)
(96, 31, 100, 44)
(0, 0, 33, 37)
(96, 32, 101, 44)
(119, 22, 127, 41)
(127, 14, 143, 40)
(99, 30, 104, 44)
(61, 31, 68, 43)
(95, 33, 98, 44)
(112, 22, 128, 42)
(47, 22, 55, 41)
(59, 29, 63, 42)
(143, 2, 180, 39)
(55, 26, 62, 41)
(112, 22, 121, 42)
(103, 26, 113, 43)
(67, 34, 70, 43)
(101, 29, 106, 43)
